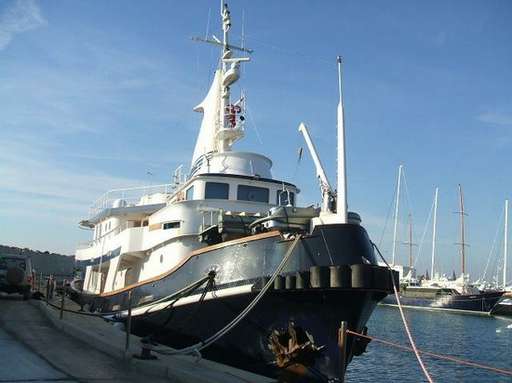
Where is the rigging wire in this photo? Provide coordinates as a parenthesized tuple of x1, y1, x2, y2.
(245, 36, 332, 66)
(481, 208, 503, 283)
(244, 104, 264, 145)
(413, 195, 435, 270)
(378, 176, 398, 249)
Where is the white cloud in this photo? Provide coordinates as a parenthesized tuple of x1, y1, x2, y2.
(477, 111, 512, 127)
(0, 0, 46, 50)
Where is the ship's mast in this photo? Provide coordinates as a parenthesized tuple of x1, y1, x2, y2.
(504, 199, 509, 288)
(391, 164, 403, 265)
(191, 1, 251, 165)
(219, 1, 230, 152)
(336, 57, 348, 223)
(430, 187, 438, 279)
(458, 184, 467, 276)
(403, 213, 415, 268)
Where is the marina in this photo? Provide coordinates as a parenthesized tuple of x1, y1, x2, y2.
(1, 0, 512, 382)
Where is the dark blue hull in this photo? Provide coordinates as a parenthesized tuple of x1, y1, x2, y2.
(132, 289, 385, 381)
(490, 295, 512, 317)
(382, 291, 504, 314)
(75, 225, 396, 381)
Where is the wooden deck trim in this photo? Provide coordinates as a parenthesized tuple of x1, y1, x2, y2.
(99, 230, 282, 297)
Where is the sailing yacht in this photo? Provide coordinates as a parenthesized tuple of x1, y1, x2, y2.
(382, 183, 504, 314)
(490, 199, 512, 317)
(73, 3, 395, 380)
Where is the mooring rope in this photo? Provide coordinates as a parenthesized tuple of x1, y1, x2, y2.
(44, 273, 214, 319)
(153, 234, 302, 356)
(346, 329, 512, 378)
(373, 242, 434, 383)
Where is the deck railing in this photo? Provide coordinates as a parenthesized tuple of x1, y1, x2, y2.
(88, 183, 175, 218)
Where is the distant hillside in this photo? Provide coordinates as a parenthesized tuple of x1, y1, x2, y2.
(0, 245, 76, 277)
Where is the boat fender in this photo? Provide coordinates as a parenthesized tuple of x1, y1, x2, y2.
(330, 265, 351, 288)
(285, 274, 296, 290)
(251, 276, 271, 291)
(296, 271, 310, 289)
(372, 265, 388, 291)
(310, 266, 329, 288)
(351, 264, 372, 289)
(274, 275, 285, 290)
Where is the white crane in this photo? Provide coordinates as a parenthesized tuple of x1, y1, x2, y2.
(298, 123, 334, 213)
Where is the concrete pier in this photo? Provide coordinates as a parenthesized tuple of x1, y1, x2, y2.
(0, 293, 275, 382)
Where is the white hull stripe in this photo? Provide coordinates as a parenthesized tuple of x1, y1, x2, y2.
(124, 284, 255, 318)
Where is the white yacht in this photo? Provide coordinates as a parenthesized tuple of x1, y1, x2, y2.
(74, 3, 394, 380)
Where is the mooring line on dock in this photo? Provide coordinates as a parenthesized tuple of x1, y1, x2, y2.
(346, 329, 512, 377)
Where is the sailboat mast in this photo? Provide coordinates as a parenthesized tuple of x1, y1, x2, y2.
(504, 199, 509, 289)
(431, 187, 438, 279)
(458, 184, 466, 275)
(391, 165, 403, 265)
(408, 214, 413, 268)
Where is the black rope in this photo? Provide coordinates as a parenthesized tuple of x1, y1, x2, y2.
(143, 271, 217, 342)
(43, 273, 216, 321)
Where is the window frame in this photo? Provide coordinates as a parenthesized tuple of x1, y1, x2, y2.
(185, 185, 195, 200)
(163, 221, 181, 230)
(204, 182, 230, 200)
(237, 184, 270, 203)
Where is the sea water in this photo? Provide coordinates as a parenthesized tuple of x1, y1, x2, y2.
(346, 306, 512, 382)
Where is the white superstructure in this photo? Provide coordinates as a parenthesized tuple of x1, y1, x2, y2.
(76, 3, 299, 295)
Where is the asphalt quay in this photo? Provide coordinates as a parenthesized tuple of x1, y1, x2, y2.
(0, 293, 274, 383)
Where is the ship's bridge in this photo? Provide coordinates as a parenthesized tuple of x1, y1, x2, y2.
(190, 151, 272, 179)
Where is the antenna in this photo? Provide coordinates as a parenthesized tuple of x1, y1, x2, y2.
(336, 56, 348, 223)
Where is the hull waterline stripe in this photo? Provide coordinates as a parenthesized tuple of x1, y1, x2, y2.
(122, 284, 255, 318)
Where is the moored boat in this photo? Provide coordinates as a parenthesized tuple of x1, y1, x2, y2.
(73, 3, 396, 381)
(381, 179, 504, 314)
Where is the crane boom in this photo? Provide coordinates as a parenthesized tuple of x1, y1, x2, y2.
(298, 122, 334, 212)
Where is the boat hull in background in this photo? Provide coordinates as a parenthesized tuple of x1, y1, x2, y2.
(381, 290, 504, 314)
(490, 295, 512, 317)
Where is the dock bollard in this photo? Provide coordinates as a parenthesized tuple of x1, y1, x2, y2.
(310, 266, 329, 288)
(285, 274, 296, 289)
(274, 275, 285, 290)
(135, 338, 158, 360)
(59, 290, 65, 320)
(338, 321, 348, 383)
(296, 271, 310, 289)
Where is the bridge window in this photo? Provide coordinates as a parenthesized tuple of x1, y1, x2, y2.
(277, 190, 295, 206)
(237, 185, 269, 203)
(205, 182, 229, 199)
(186, 185, 194, 200)
(163, 221, 180, 230)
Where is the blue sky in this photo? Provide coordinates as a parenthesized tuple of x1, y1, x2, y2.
(0, 0, 511, 282)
